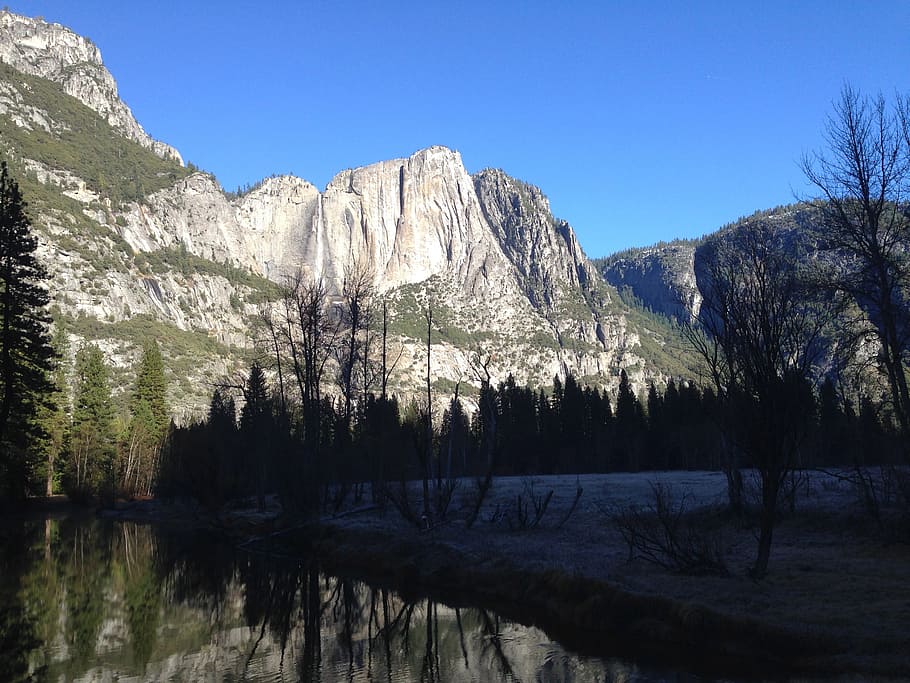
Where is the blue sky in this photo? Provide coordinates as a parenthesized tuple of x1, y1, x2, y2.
(6, 1, 910, 257)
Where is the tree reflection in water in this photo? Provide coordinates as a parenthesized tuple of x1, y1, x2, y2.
(0, 517, 637, 682)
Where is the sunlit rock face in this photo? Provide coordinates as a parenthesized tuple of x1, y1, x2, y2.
(317, 147, 514, 296)
(474, 168, 598, 304)
(0, 10, 182, 162)
(119, 145, 601, 320)
(1, 8, 677, 413)
(115, 145, 642, 392)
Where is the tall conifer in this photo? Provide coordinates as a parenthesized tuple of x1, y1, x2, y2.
(126, 340, 168, 494)
(0, 162, 55, 499)
(68, 345, 115, 499)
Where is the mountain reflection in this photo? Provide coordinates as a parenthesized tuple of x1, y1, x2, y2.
(0, 517, 629, 682)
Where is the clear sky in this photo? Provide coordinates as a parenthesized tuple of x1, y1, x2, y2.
(6, 1, 910, 257)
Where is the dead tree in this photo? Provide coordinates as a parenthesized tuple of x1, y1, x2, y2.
(287, 273, 338, 451)
(686, 222, 834, 578)
(336, 261, 375, 432)
(801, 86, 910, 439)
(466, 347, 498, 529)
(261, 271, 339, 512)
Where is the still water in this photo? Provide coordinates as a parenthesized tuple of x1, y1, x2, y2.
(0, 515, 712, 682)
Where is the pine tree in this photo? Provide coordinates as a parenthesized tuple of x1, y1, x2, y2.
(0, 162, 55, 499)
(240, 362, 272, 508)
(239, 362, 270, 431)
(125, 341, 168, 495)
(207, 387, 238, 502)
(208, 388, 236, 430)
(67, 345, 116, 500)
(645, 382, 666, 470)
(614, 369, 644, 471)
(35, 321, 70, 496)
(132, 341, 168, 440)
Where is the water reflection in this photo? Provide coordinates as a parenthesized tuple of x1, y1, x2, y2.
(0, 516, 664, 682)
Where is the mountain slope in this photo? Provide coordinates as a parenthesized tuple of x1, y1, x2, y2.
(0, 10, 694, 416)
(597, 206, 821, 326)
(0, 9, 181, 162)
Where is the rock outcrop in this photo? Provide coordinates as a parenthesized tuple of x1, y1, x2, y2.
(113, 146, 645, 394)
(0, 9, 684, 414)
(600, 242, 701, 322)
(0, 10, 182, 163)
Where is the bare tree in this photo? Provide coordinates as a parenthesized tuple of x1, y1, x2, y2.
(801, 85, 910, 437)
(256, 301, 287, 418)
(283, 272, 339, 450)
(336, 261, 375, 431)
(466, 346, 498, 529)
(686, 222, 834, 578)
(255, 271, 339, 512)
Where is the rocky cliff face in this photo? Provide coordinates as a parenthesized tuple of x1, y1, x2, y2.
(114, 146, 650, 394)
(0, 9, 687, 415)
(474, 169, 600, 307)
(0, 10, 182, 163)
(598, 207, 825, 326)
(600, 242, 701, 322)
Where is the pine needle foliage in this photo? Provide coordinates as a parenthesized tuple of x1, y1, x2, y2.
(0, 161, 55, 499)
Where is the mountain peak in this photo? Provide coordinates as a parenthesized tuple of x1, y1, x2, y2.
(0, 11, 680, 412)
(0, 9, 182, 164)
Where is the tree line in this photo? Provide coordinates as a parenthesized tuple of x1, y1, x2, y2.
(158, 357, 903, 511)
(0, 87, 908, 581)
(0, 164, 169, 502)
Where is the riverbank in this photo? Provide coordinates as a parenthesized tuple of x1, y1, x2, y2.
(101, 470, 910, 679)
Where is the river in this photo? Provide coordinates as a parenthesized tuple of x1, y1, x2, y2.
(3, 513, 865, 682)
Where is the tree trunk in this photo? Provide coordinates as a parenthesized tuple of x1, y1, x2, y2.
(751, 471, 781, 579)
(423, 307, 432, 520)
(45, 451, 54, 497)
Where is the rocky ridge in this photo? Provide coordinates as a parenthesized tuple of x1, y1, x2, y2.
(599, 241, 701, 322)
(0, 9, 687, 416)
(0, 10, 182, 163)
(597, 206, 824, 326)
(116, 146, 652, 394)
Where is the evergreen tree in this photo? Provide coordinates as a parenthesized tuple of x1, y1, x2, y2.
(67, 345, 116, 500)
(35, 321, 70, 496)
(0, 162, 55, 499)
(208, 387, 236, 430)
(588, 387, 613, 472)
(125, 341, 168, 495)
(440, 393, 470, 479)
(559, 374, 588, 472)
(497, 375, 539, 474)
(207, 387, 238, 502)
(133, 341, 168, 439)
(614, 369, 645, 471)
(358, 393, 401, 495)
(240, 362, 273, 508)
(240, 362, 270, 431)
(645, 382, 666, 469)
(661, 379, 685, 469)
